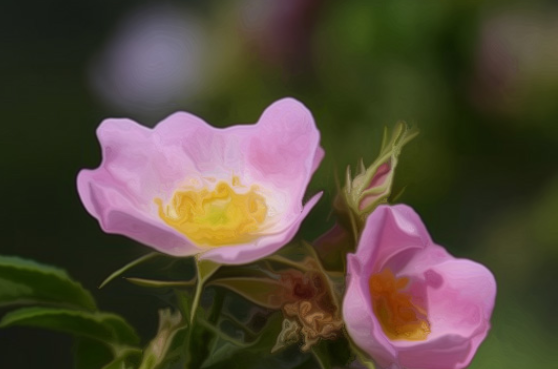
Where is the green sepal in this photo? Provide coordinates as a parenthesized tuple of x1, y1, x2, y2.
(200, 312, 286, 369)
(208, 277, 286, 309)
(125, 277, 196, 289)
(0, 255, 96, 311)
(99, 252, 160, 289)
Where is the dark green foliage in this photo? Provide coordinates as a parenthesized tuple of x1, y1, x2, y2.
(0, 255, 96, 311)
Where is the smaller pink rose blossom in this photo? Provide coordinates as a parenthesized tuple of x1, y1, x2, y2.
(343, 205, 496, 369)
(77, 98, 323, 265)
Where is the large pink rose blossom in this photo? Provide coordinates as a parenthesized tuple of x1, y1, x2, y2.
(77, 98, 323, 265)
(343, 205, 496, 369)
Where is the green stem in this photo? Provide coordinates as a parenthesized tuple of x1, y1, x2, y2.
(311, 348, 327, 369)
(189, 273, 203, 325)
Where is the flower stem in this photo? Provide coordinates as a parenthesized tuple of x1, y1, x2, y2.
(189, 272, 203, 325)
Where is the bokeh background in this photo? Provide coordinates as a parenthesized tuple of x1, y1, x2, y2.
(1, 0, 557, 367)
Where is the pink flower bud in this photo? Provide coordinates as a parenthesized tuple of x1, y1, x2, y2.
(343, 122, 417, 225)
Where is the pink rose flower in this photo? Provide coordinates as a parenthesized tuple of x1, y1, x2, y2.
(343, 205, 496, 369)
(77, 98, 323, 265)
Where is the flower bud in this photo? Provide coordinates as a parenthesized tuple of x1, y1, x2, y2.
(342, 122, 418, 227)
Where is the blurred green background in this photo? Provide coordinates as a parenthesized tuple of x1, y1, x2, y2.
(1, 0, 557, 367)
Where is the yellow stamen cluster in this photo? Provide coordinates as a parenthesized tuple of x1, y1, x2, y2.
(369, 268, 430, 341)
(155, 180, 267, 246)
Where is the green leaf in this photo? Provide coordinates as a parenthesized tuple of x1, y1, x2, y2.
(0, 255, 96, 311)
(201, 312, 285, 369)
(0, 307, 140, 347)
(100, 252, 160, 289)
(101, 314, 142, 346)
(101, 349, 142, 369)
(312, 337, 354, 369)
(208, 278, 286, 309)
(75, 338, 142, 369)
(212, 265, 272, 280)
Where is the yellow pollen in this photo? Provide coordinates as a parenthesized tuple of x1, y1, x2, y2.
(155, 180, 267, 246)
(369, 268, 430, 341)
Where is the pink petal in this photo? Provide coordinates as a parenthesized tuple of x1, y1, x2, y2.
(393, 258, 496, 369)
(355, 205, 432, 276)
(77, 169, 199, 256)
(246, 98, 322, 204)
(344, 253, 398, 369)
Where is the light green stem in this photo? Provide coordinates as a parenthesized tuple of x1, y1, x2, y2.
(189, 273, 203, 325)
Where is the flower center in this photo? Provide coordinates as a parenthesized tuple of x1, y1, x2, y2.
(155, 180, 267, 246)
(369, 268, 430, 341)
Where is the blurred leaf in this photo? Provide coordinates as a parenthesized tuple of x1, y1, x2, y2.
(208, 278, 286, 309)
(0, 255, 96, 311)
(101, 352, 142, 369)
(349, 340, 376, 369)
(74, 338, 114, 369)
(0, 306, 140, 347)
(201, 312, 285, 369)
(312, 338, 354, 369)
(101, 314, 141, 347)
(100, 252, 160, 289)
(75, 338, 141, 369)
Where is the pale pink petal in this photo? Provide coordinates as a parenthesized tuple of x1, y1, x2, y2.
(246, 98, 322, 203)
(95, 117, 197, 202)
(391, 258, 496, 369)
(355, 205, 432, 276)
(154, 111, 248, 176)
(77, 169, 199, 256)
(312, 146, 325, 174)
(344, 254, 397, 369)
